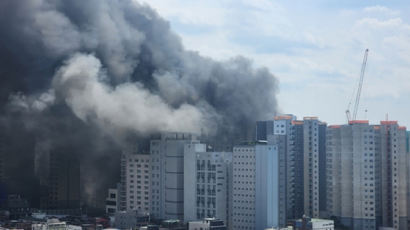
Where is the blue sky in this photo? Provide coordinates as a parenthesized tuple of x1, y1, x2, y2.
(139, 0, 410, 127)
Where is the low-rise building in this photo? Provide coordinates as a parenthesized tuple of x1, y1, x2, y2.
(32, 218, 82, 230)
(114, 210, 149, 229)
(293, 216, 334, 230)
(187, 218, 226, 230)
(264, 227, 293, 230)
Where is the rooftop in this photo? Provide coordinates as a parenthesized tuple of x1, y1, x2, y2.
(348, 120, 369, 124)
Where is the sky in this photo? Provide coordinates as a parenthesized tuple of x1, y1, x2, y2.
(138, 0, 410, 127)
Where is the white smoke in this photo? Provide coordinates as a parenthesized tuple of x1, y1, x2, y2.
(52, 53, 208, 135)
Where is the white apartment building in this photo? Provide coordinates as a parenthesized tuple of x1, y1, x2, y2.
(149, 132, 199, 220)
(183, 142, 232, 225)
(120, 153, 151, 213)
(231, 143, 278, 230)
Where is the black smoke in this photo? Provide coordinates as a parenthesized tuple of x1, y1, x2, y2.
(0, 0, 278, 210)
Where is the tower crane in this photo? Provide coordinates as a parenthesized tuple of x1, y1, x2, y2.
(346, 49, 369, 122)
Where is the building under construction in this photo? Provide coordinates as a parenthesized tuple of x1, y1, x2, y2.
(326, 120, 408, 230)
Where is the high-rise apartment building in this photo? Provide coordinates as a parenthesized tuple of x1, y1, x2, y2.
(256, 115, 325, 222)
(378, 121, 407, 229)
(149, 132, 199, 220)
(231, 142, 278, 230)
(120, 153, 151, 213)
(326, 120, 408, 230)
(326, 121, 377, 230)
(292, 120, 305, 219)
(303, 117, 325, 219)
(183, 143, 232, 226)
(267, 115, 298, 224)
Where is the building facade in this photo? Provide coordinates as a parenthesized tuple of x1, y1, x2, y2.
(326, 121, 377, 229)
(293, 217, 334, 230)
(149, 132, 199, 220)
(187, 218, 227, 230)
(231, 143, 278, 230)
(183, 143, 232, 226)
(303, 117, 324, 219)
(106, 186, 119, 216)
(267, 115, 298, 225)
(120, 153, 151, 213)
(257, 115, 326, 222)
(326, 120, 408, 230)
(43, 148, 81, 214)
(378, 121, 408, 229)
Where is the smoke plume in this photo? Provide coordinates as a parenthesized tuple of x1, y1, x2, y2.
(0, 0, 278, 210)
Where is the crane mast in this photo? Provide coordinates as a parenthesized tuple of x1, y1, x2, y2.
(346, 49, 369, 122)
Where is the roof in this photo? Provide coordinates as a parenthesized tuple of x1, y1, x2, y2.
(303, 116, 318, 120)
(349, 120, 369, 125)
(291, 120, 304, 125)
(380, 121, 398, 125)
(274, 115, 293, 120)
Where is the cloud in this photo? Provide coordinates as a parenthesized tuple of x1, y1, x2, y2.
(364, 5, 399, 16)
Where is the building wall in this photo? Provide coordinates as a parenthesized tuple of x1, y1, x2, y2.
(232, 145, 257, 230)
(259, 115, 324, 222)
(339, 125, 353, 223)
(318, 123, 327, 217)
(255, 144, 279, 230)
(303, 118, 320, 218)
(326, 126, 341, 218)
(45, 148, 81, 212)
(122, 153, 151, 213)
(268, 117, 295, 224)
(106, 187, 119, 215)
(327, 123, 377, 229)
(232, 144, 278, 230)
(293, 122, 305, 219)
(255, 121, 274, 141)
(327, 121, 409, 230)
(183, 143, 232, 226)
(379, 123, 408, 230)
(149, 132, 199, 220)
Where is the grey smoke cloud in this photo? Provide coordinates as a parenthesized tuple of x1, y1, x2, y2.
(53, 53, 208, 134)
(0, 0, 278, 208)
